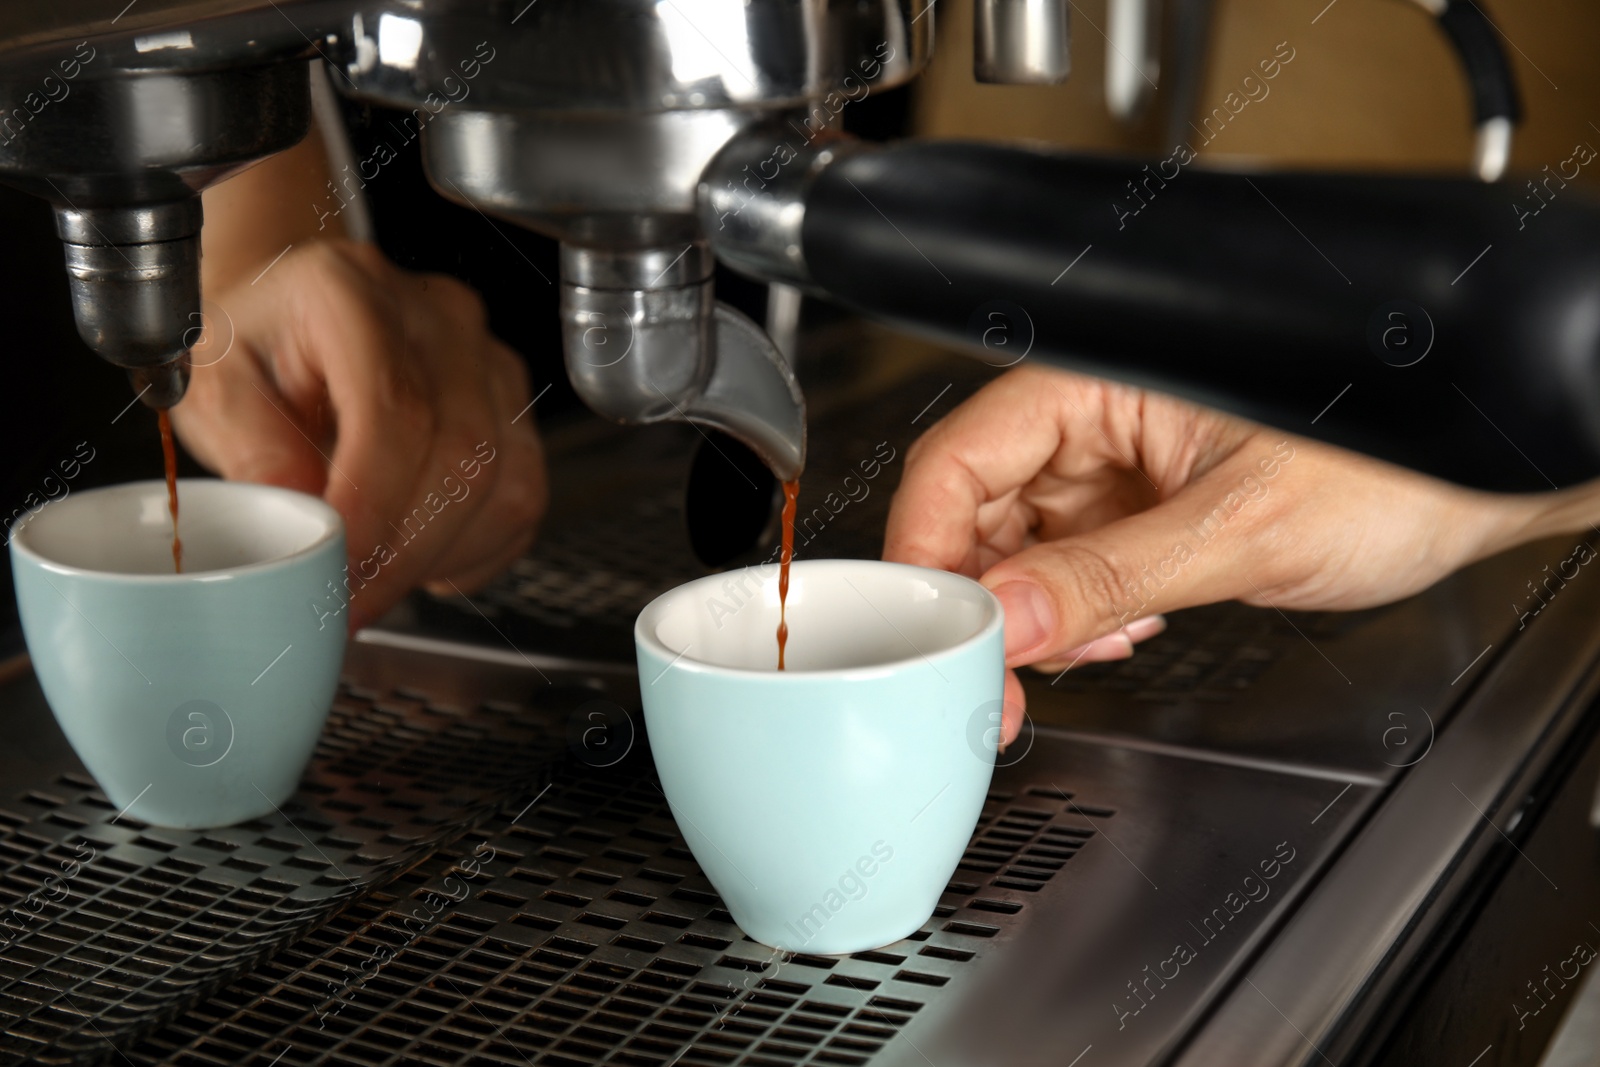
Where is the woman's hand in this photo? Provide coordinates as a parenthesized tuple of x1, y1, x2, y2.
(173, 240, 548, 630)
(884, 365, 1554, 745)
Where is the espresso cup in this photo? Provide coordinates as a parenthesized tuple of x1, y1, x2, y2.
(10, 479, 346, 829)
(635, 559, 1004, 954)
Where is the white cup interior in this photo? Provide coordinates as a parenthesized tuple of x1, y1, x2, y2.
(641, 560, 999, 673)
(12, 479, 341, 576)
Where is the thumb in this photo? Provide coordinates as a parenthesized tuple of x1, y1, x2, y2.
(979, 472, 1275, 666)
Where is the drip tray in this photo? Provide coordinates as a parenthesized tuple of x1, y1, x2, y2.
(31, 639, 1372, 1067)
(0, 642, 626, 1066)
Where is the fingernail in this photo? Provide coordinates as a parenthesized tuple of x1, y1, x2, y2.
(991, 581, 1053, 660)
(1061, 632, 1134, 665)
(1123, 614, 1168, 643)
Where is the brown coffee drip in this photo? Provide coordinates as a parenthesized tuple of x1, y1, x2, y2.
(158, 409, 182, 573)
(777, 479, 798, 670)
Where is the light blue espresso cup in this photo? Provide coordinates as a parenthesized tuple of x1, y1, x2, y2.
(636, 559, 1004, 954)
(10, 479, 346, 829)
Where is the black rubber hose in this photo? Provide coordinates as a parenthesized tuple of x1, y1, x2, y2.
(800, 141, 1600, 492)
(1436, 1, 1520, 124)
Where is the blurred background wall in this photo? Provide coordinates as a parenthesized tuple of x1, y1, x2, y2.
(913, 0, 1600, 183)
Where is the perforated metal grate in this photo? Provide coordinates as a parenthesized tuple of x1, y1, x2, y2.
(128, 751, 1116, 1067)
(1053, 604, 1370, 703)
(489, 487, 700, 631)
(0, 673, 589, 1066)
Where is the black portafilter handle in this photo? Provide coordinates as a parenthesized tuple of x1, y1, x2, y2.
(703, 134, 1600, 493)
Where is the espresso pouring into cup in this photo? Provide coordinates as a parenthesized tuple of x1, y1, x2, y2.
(637, 559, 1005, 954)
(9, 480, 346, 829)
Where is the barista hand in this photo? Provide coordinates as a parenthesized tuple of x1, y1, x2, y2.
(884, 365, 1558, 745)
(173, 240, 548, 630)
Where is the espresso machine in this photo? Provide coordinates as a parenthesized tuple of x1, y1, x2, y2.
(6, 4, 1600, 1066)
(1, 0, 1597, 489)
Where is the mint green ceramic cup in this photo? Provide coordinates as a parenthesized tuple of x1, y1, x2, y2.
(636, 559, 1004, 955)
(10, 479, 346, 829)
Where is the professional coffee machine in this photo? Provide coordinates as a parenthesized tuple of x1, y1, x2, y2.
(7, 7, 1600, 1067)
(1, 0, 1594, 491)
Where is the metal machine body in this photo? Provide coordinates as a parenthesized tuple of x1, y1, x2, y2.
(0, 0, 1555, 489)
(1, 7, 1598, 1062)
(0, 0, 942, 476)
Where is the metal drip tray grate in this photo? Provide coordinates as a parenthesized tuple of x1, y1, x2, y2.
(1, 637, 1369, 1067)
(1056, 602, 1373, 704)
(0, 648, 601, 1066)
(128, 748, 1113, 1067)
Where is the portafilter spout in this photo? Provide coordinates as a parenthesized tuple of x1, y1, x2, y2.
(57, 200, 199, 410)
(424, 107, 808, 481)
(560, 241, 805, 482)
(0, 55, 313, 413)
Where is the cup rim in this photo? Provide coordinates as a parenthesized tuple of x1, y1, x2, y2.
(8, 478, 344, 583)
(634, 558, 1004, 680)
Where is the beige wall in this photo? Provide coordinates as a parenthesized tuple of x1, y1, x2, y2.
(913, 0, 1599, 181)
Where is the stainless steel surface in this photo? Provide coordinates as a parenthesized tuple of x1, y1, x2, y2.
(1105, 0, 1159, 119)
(0, 0, 921, 453)
(308, 59, 373, 244)
(974, 0, 1071, 85)
(368, 341, 1600, 1065)
(420, 90, 825, 481)
(695, 304, 808, 481)
(123, 735, 1369, 1067)
(2, 345, 1597, 1064)
(557, 245, 806, 481)
(1539, 952, 1600, 1067)
(0, 640, 624, 1065)
(53, 202, 199, 246)
(0, 57, 310, 402)
(700, 127, 854, 288)
(766, 283, 804, 363)
(875, 743, 1369, 1067)
(426, 110, 759, 246)
(0, 0, 932, 104)
(561, 244, 714, 293)
(0, 1, 1590, 1054)
(1171, 529, 1600, 1066)
(0, 58, 310, 227)
(360, 0, 921, 478)
(1475, 115, 1514, 182)
(56, 201, 201, 401)
(59, 232, 196, 376)
(416, 340, 1527, 780)
(1034, 537, 1533, 780)
(0, 2, 330, 72)
(340, 0, 930, 115)
(127, 356, 192, 410)
(357, 0, 924, 468)
(1160, 0, 1214, 149)
(560, 267, 714, 423)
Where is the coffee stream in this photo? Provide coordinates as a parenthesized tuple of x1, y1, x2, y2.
(157, 410, 182, 573)
(777, 479, 799, 670)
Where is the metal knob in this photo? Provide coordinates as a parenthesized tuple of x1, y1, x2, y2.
(975, 0, 1072, 85)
